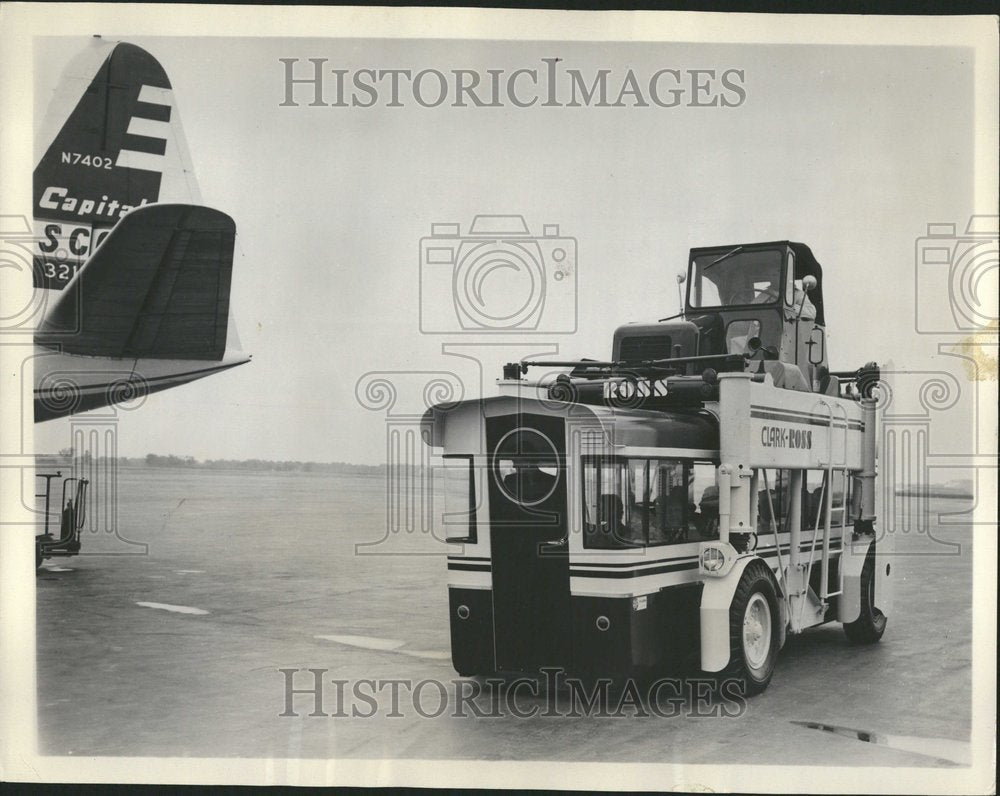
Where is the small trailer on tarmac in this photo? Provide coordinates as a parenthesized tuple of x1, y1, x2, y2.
(422, 240, 891, 694)
(35, 471, 89, 571)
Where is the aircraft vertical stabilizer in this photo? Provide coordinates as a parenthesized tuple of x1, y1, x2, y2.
(33, 41, 201, 292)
(30, 39, 251, 423)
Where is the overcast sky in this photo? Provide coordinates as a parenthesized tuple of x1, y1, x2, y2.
(32, 35, 981, 464)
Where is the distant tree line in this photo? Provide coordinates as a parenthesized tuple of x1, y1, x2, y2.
(36, 451, 973, 495)
(142, 453, 391, 474)
(37, 450, 401, 475)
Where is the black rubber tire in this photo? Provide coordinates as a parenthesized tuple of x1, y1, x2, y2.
(844, 545, 887, 644)
(35, 541, 43, 572)
(721, 561, 781, 696)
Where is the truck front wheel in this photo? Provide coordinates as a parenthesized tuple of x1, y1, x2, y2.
(723, 562, 780, 695)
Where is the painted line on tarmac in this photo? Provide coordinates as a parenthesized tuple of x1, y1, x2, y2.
(314, 635, 450, 660)
(315, 634, 405, 650)
(136, 601, 210, 616)
(396, 649, 451, 660)
(791, 721, 971, 766)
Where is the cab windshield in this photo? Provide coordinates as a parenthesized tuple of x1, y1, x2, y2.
(689, 248, 783, 309)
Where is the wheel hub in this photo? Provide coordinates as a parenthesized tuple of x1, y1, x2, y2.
(743, 593, 772, 670)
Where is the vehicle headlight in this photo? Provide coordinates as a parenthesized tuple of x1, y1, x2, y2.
(701, 546, 726, 573)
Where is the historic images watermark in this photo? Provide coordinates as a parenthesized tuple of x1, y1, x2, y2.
(278, 668, 749, 720)
(279, 58, 747, 109)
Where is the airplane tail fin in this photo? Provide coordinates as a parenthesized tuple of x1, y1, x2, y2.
(33, 41, 201, 291)
(36, 204, 236, 361)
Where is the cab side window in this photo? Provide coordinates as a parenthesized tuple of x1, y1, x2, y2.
(582, 458, 641, 549)
(725, 319, 762, 355)
(434, 455, 477, 543)
(582, 458, 718, 548)
(689, 462, 719, 541)
(757, 468, 787, 532)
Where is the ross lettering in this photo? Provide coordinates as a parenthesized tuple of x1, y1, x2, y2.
(602, 377, 672, 401)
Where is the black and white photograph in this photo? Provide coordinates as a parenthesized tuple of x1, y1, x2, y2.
(0, 5, 996, 791)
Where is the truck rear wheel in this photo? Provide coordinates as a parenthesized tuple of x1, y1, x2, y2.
(723, 561, 780, 695)
(844, 546, 887, 644)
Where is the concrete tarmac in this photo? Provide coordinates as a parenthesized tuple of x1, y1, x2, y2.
(36, 468, 973, 765)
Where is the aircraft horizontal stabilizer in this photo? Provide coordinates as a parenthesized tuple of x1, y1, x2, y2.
(36, 204, 236, 361)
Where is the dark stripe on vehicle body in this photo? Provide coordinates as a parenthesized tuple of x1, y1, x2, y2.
(750, 405, 864, 431)
(569, 560, 699, 578)
(568, 541, 841, 578)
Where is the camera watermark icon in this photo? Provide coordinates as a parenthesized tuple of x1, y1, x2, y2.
(419, 215, 577, 334)
(0, 214, 50, 334)
(914, 215, 998, 335)
(1, 213, 88, 339)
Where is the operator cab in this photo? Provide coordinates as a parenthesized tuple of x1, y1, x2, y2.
(611, 241, 831, 393)
(688, 243, 786, 356)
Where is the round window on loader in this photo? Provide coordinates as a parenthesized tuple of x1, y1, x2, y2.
(492, 428, 560, 507)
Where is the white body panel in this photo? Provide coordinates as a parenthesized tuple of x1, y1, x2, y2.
(700, 555, 757, 672)
(717, 372, 865, 471)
